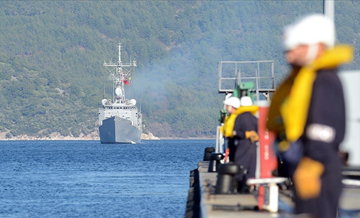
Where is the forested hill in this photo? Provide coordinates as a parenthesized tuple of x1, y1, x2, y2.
(0, 1, 359, 139)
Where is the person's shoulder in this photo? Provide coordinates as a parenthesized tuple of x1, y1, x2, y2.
(316, 68, 340, 80)
(237, 112, 256, 119)
(315, 68, 342, 87)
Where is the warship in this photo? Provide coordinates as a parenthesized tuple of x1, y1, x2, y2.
(98, 43, 142, 144)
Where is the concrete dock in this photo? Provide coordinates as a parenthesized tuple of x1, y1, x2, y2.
(185, 161, 360, 218)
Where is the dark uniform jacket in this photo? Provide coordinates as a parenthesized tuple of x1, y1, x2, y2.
(295, 68, 345, 218)
(228, 112, 258, 181)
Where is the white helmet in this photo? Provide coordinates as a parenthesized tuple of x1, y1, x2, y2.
(283, 14, 335, 51)
(223, 97, 241, 109)
(240, 96, 253, 107)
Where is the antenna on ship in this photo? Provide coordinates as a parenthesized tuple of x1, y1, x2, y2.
(140, 86, 142, 113)
(103, 43, 136, 102)
(118, 42, 122, 65)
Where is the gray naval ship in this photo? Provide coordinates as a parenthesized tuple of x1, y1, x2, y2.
(98, 43, 142, 144)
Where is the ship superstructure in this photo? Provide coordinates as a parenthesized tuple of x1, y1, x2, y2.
(98, 43, 142, 144)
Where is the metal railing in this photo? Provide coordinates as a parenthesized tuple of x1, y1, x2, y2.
(218, 60, 275, 102)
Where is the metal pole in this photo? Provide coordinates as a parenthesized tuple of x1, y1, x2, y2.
(239, 69, 242, 85)
(216, 126, 219, 153)
(218, 62, 222, 92)
(256, 63, 260, 102)
(324, 0, 335, 21)
(272, 61, 275, 89)
(235, 63, 238, 87)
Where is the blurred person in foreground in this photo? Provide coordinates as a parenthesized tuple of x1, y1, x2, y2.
(267, 14, 353, 218)
(223, 96, 259, 192)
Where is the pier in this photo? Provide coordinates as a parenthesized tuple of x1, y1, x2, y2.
(185, 160, 360, 218)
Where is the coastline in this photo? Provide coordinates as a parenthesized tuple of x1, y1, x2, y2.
(0, 130, 216, 141)
(0, 135, 215, 141)
(0, 132, 160, 141)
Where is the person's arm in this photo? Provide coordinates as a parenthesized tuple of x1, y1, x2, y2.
(233, 114, 259, 142)
(303, 71, 346, 164)
(232, 116, 246, 139)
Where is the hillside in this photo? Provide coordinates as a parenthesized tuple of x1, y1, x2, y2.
(0, 1, 359, 138)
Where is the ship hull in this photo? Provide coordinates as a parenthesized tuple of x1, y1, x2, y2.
(99, 116, 141, 144)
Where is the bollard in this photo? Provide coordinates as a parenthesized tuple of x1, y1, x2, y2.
(215, 162, 241, 194)
(203, 147, 215, 161)
(208, 153, 224, 172)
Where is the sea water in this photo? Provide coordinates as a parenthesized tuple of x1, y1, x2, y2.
(0, 139, 213, 218)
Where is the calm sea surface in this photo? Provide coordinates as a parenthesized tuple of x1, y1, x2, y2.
(0, 139, 213, 218)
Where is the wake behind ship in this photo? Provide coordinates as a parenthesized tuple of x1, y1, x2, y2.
(98, 43, 142, 144)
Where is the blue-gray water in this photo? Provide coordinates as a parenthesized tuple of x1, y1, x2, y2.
(0, 139, 213, 218)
